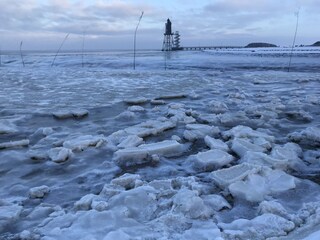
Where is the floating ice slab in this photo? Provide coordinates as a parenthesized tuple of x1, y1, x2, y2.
(114, 140, 184, 168)
(0, 120, 18, 134)
(210, 163, 260, 188)
(191, 149, 235, 171)
(223, 125, 274, 142)
(124, 97, 149, 105)
(289, 127, 320, 146)
(228, 169, 296, 202)
(63, 135, 105, 151)
(173, 188, 213, 219)
(111, 173, 142, 189)
(218, 213, 295, 239)
(0, 139, 29, 150)
(271, 143, 302, 162)
(124, 119, 176, 138)
(202, 194, 231, 211)
(150, 99, 166, 105)
(117, 135, 143, 149)
(48, 147, 73, 163)
(208, 100, 229, 114)
(204, 136, 229, 151)
(241, 151, 289, 169)
(29, 185, 50, 198)
(184, 124, 220, 141)
(231, 138, 267, 157)
(155, 93, 187, 100)
(74, 194, 96, 211)
(127, 105, 145, 112)
(52, 109, 89, 119)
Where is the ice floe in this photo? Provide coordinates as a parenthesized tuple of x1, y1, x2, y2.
(190, 149, 235, 171)
(52, 109, 89, 119)
(0, 120, 18, 134)
(29, 185, 50, 198)
(48, 147, 73, 163)
(113, 140, 185, 168)
(0, 139, 29, 150)
(63, 135, 105, 151)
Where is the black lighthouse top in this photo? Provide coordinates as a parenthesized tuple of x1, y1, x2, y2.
(165, 18, 172, 35)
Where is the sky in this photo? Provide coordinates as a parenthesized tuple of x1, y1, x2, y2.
(0, 0, 319, 50)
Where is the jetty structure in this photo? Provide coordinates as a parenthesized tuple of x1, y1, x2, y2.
(162, 19, 242, 51)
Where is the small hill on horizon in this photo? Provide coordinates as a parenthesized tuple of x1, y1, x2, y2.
(311, 41, 320, 46)
(245, 42, 277, 48)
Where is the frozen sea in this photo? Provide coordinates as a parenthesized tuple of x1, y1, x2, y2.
(0, 47, 320, 239)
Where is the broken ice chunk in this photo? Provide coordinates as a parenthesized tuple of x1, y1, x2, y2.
(127, 105, 145, 112)
(111, 173, 142, 190)
(52, 109, 88, 119)
(29, 185, 50, 198)
(223, 125, 274, 142)
(202, 194, 231, 211)
(113, 140, 185, 168)
(117, 135, 143, 149)
(184, 124, 220, 141)
(0, 120, 18, 134)
(124, 97, 149, 105)
(218, 213, 295, 239)
(0, 139, 29, 150)
(231, 138, 266, 157)
(48, 147, 72, 163)
(210, 163, 260, 188)
(63, 135, 105, 151)
(191, 149, 235, 172)
(228, 169, 296, 202)
(173, 188, 213, 219)
(204, 136, 229, 151)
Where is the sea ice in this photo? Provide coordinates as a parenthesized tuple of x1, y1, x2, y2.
(228, 169, 296, 202)
(113, 140, 185, 168)
(190, 149, 235, 171)
(173, 188, 213, 219)
(48, 147, 73, 163)
(0, 204, 23, 232)
(124, 97, 149, 105)
(127, 105, 145, 112)
(63, 135, 105, 151)
(208, 100, 229, 114)
(240, 151, 289, 169)
(124, 119, 176, 138)
(0, 139, 29, 149)
(183, 124, 220, 141)
(204, 136, 229, 151)
(0, 120, 17, 134)
(201, 194, 231, 211)
(155, 93, 187, 100)
(288, 127, 320, 146)
(223, 125, 274, 142)
(29, 185, 50, 198)
(218, 213, 295, 239)
(111, 173, 142, 190)
(231, 138, 267, 157)
(210, 163, 261, 188)
(117, 135, 144, 149)
(52, 109, 89, 119)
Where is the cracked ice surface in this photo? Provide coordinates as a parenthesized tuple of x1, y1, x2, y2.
(1, 50, 320, 239)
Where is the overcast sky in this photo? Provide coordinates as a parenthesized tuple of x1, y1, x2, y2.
(0, 0, 319, 50)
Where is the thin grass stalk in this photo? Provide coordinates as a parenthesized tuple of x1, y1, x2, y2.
(288, 10, 300, 72)
(51, 33, 70, 67)
(20, 41, 25, 67)
(82, 31, 86, 68)
(133, 11, 144, 70)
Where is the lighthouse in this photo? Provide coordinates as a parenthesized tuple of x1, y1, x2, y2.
(162, 19, 174, 51)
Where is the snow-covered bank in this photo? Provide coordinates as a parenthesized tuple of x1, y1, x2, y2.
(1, 51, 320, 239)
